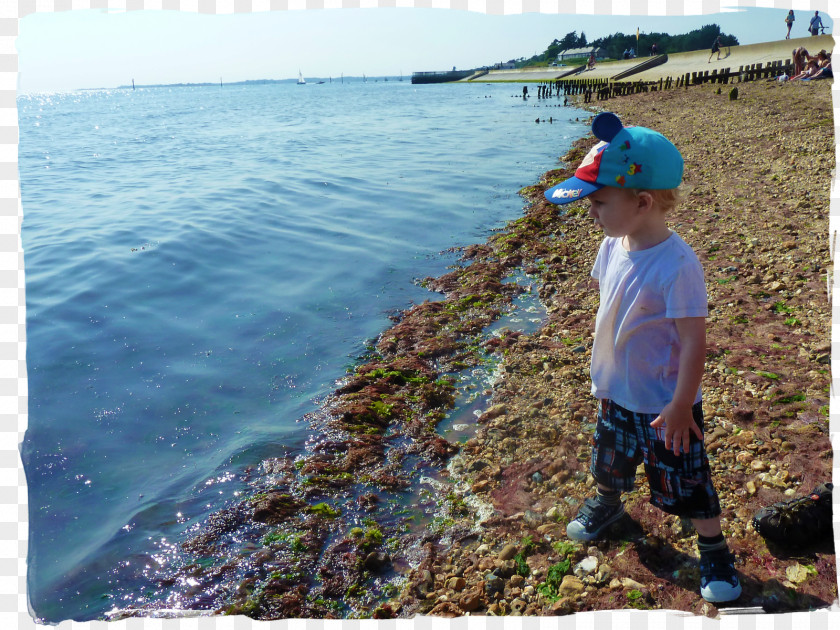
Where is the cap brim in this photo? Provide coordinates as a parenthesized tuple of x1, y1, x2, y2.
(544, 177, 601, 205)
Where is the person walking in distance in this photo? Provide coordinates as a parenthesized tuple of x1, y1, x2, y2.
(708, 36, 722, 62)
(809, 11, 824, 36)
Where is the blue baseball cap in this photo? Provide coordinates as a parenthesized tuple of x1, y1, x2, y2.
(544, 112, 684, 205)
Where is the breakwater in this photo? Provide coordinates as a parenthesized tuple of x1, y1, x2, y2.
(411, 70, 478, 84)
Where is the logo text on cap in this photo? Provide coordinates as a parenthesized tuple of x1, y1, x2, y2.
(552, 188, 584, 199)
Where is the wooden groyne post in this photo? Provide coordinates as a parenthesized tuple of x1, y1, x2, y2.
(558, 56, 794, 103)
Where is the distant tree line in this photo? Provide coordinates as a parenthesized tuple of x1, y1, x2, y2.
(515, 24, 739, 67)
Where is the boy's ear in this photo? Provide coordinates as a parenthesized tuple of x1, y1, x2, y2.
(637, 191, 655, 213)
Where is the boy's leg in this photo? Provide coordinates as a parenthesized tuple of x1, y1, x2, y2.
(692, 517, 722, 537)
(566, 485, 625, 542)
(692, 516, 741, 603)
(641, 403, 741, 603)
(566, 400, 638, 542)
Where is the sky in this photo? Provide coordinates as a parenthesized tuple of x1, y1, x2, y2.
(16, 4, 834, 93)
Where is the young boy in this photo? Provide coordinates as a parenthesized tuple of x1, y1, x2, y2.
(544, 112, 741, 604)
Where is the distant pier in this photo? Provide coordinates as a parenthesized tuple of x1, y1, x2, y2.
(411, 70, 477, 84)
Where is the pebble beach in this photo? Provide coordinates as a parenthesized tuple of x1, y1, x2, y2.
(136, 78, 835, 622)
(390, 78, 836, 618)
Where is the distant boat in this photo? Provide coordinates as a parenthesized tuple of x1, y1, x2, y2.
(297, 71, 306, 85)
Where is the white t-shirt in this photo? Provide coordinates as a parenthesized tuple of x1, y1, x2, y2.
(589, 232, 708, 414)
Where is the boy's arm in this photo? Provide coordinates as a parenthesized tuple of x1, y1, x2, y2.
(649, 316, 706, 456)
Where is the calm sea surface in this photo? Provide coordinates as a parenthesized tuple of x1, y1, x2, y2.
(19, 81, 587, 621)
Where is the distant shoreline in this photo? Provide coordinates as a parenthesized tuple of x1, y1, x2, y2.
(106, 76, 407, 90)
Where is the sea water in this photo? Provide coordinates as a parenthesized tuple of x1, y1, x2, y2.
(18, 81, 588, 621)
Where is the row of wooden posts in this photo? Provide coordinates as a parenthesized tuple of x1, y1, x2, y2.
(549, 59, 793, 103)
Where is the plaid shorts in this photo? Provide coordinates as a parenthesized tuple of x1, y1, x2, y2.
(590, 399, 722, 519)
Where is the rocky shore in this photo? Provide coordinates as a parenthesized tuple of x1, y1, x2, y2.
(139, 79, 834, 622)
(391, 79, 836, 618)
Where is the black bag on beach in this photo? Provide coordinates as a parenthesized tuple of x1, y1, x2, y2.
(751, 483, 833, 547)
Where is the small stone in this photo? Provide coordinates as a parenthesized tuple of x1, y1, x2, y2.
(472, 479, 492, 493)
(495, 559, 517, 578)
(481, 405, 507, 422)
(524, 510, 544, 527)
(550, 598, 571, 613)
(620, 577, 646, 590)
(558, 575, 585, 596)
(750, 460, 768, 472)
(510, 574, 525, 588)
(746, 480, 757, 494)
(596, 564, 612, 582)
(468, 460, 491, 472)
(735, 451, 754, 465)
(416, 569, 435, 597)
(459, 590, 482, 612)
(545, 505, 561, 520)
(428, 601, 461, 617)
(498, 543, 518, 561)
(573, 555, 599, 577)
(484, 574, 504, 597)
(446, 576, 466, 591)
(477, 557, 495, 571)
(510, 598, 528, 615)
(364, 551, 391, 573)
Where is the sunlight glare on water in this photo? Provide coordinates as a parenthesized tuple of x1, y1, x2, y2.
(18, 80, 588, 621)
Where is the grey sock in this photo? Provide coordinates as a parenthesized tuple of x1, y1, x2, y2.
(596, 488, 621, 507)
(697, 533, 727, 554)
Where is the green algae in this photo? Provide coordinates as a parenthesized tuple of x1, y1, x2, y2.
(537, 559, 572, 602)
(363, 527, 383, 546)
(306, 502, 341, 518)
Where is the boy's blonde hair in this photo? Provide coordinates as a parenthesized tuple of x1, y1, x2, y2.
(625, 187, 682, 213)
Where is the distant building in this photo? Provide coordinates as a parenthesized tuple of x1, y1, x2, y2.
(497, 60, 517, 69)
(557, 46, 607, 62)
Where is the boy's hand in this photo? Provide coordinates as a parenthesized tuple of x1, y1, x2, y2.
(650, 402, 704, 456)
(651, 317, 707, 456)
